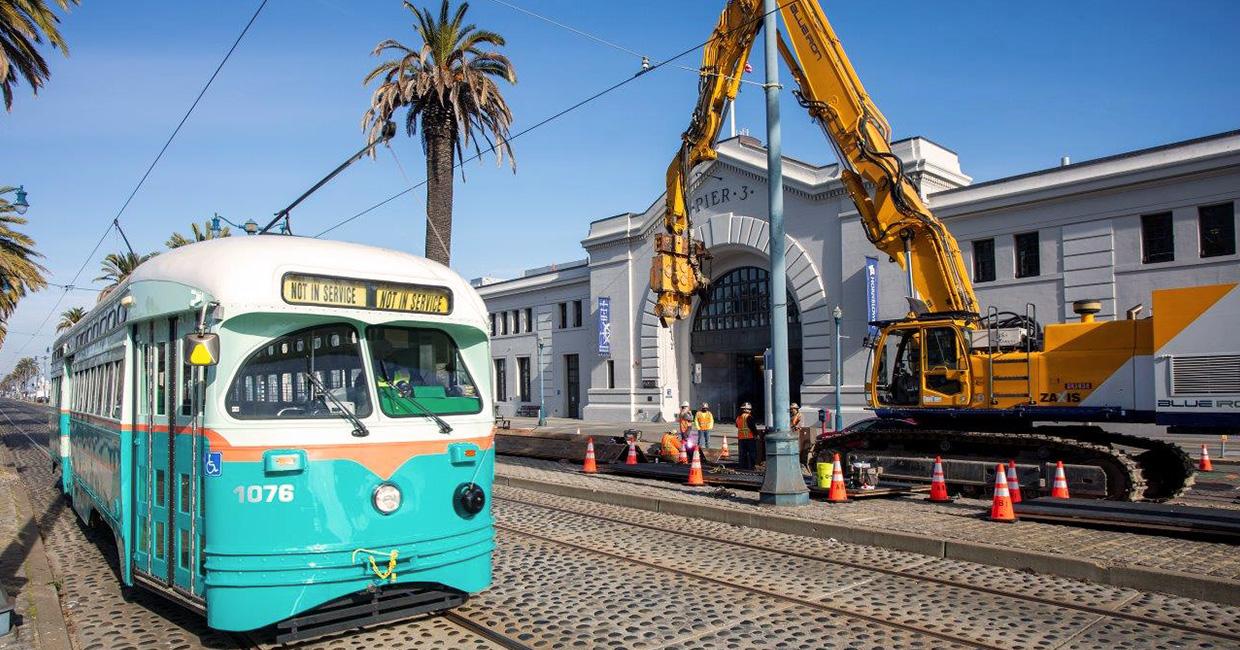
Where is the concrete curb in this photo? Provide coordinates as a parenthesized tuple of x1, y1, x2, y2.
(0, 437, 73, 650)
(495, 473, 1240, 607)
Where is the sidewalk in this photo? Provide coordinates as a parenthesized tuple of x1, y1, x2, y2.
(495, 455, 1240, 607)
(0, 440, 70, 650)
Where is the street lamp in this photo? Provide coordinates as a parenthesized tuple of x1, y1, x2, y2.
(833, 305, 843, 431)
(4, 185, 29, 215)
(536, 340, 547, 427)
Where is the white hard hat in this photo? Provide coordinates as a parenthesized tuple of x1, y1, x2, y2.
(681, 401, 690, 407)
(790, 403, 800, 410)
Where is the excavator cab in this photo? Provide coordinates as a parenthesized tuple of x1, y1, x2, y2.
(871, 321, 971, 408)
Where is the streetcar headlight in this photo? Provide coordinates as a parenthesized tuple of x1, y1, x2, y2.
(455, 483, 486, 516)
(372, 483, 402, 514)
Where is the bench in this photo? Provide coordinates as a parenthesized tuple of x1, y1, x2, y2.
(515, 404, 541, 418)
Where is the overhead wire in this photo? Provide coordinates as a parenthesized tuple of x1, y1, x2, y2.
(482, 0, 764, 87)
(4, 0, 267, 363)
(315, 1, 788, 238)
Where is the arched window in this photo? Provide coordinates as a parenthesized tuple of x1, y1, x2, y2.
(692, 266, 800, 333)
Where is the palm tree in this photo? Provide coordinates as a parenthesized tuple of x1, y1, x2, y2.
(0, 0, 79, 111)
(96, 250, 154, 294)
(0, 185, 47, 321)
(361, 0, 516, 266)
(166, 220, 230, 249)
(56, 305, 84, 332)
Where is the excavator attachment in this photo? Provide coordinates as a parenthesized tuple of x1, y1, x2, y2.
(651, 233, 708, 326)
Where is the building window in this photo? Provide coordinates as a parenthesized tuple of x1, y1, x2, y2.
(517, 357, 531, 402)
(1014, 232, 1040, 278)
(972, 238, 995, 283)
(489, 313, 497, 337)
(573, 300, 583, 328)
(1199, 202, 1235, 258)
(606, 360, 615, 389)
(1141, 212, 1174, 264)
(500, 312, 509, 336)
(524, 308, 533, 333)
(558, 303, 567, 329)
(692, 266, 799, 332)
(494, 359, 507, 402)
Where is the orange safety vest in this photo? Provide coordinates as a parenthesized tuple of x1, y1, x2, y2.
(736, 413, 754, 440)
(660, 432, 682, 460)
(790, 412, 803, 430)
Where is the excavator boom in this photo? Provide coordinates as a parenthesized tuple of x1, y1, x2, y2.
(651, 0, 978, 325)
(652, 0, 764, 325)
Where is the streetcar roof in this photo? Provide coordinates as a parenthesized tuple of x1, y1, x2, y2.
(55, 237, 487, 354)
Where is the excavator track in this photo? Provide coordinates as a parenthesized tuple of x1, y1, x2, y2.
(813, 421, 1194, 501)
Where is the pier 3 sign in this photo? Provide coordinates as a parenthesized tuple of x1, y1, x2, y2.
(597, 296, 611, 355)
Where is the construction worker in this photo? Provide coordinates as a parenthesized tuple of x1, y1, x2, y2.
(677, 401, 695, 458)
(791, 403, 811, 469)
(695, 402, 714, 451)
(736, 402, 757, 470)
(660, 430, 683, 463)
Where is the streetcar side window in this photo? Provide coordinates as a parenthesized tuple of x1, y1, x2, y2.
(156, 343, 167, 416)
(226, 323, 372, 420)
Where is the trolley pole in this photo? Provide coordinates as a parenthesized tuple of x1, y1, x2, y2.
(758, 0, 809, 507)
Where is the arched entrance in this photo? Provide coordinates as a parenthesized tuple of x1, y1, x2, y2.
(690, 266, 802, 422)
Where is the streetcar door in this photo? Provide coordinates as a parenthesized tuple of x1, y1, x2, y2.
(170, 313, 205, 598)
(133, 319, 173, 586)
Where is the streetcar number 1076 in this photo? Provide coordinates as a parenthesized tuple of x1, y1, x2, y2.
(233, 484, 295, 503)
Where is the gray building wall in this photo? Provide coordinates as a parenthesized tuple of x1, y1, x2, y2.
(479, 130, 1240, 425)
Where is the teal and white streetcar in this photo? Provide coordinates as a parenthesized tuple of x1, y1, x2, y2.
(48, 236, 494, 641)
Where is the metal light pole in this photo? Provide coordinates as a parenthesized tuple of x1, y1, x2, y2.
(537, 340, 547, 427)
(833, 306, 844, 431)
(758, 0, 809, 507)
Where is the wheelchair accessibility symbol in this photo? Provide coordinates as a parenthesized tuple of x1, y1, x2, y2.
(204, 451, 222, 477)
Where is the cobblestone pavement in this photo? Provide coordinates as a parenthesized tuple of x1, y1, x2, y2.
(4, 399, 1238, 649)
(496, 456, 1240, 581)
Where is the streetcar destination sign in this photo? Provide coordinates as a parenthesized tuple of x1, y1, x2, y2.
(281, 273, 452, 315)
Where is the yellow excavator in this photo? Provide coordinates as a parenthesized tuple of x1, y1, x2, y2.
(651, 0, 1227, 499)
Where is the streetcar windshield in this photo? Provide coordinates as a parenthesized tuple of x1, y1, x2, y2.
(366, 325, 482, 417)
(226, 323, 373, 419)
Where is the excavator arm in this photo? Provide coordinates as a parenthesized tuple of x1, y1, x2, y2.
(651, 0, 764, 326)
(776, 1, 977, 316)
(651, 0, 979, 326)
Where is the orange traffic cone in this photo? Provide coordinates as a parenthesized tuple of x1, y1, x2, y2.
(1006, 460, 1022, 504)
(827, 453, 848, 502)
(625, 440, 638, 465)
(677, 440, 688, 464)
(1050, 460, 1070, 498)
(687, 447, 705, 486)
(1200, 444, 1214, 472)
(719, 434, 730, 460)
(990, 464, 1017, 522)
(927, 455, 951, 503)
(583, 437, 598, 474)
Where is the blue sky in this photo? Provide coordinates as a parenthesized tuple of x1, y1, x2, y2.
(2, 0, 1239, 372)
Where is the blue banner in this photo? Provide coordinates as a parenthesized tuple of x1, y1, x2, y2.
(597, 296, 611, 355)
(865, 256, 880, 338)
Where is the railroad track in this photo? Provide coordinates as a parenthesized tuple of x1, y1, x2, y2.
(495, 493, 1240, 647)
(227, 612, 535, 650)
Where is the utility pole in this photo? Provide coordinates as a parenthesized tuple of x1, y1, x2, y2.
(758, 0, 809, 507)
